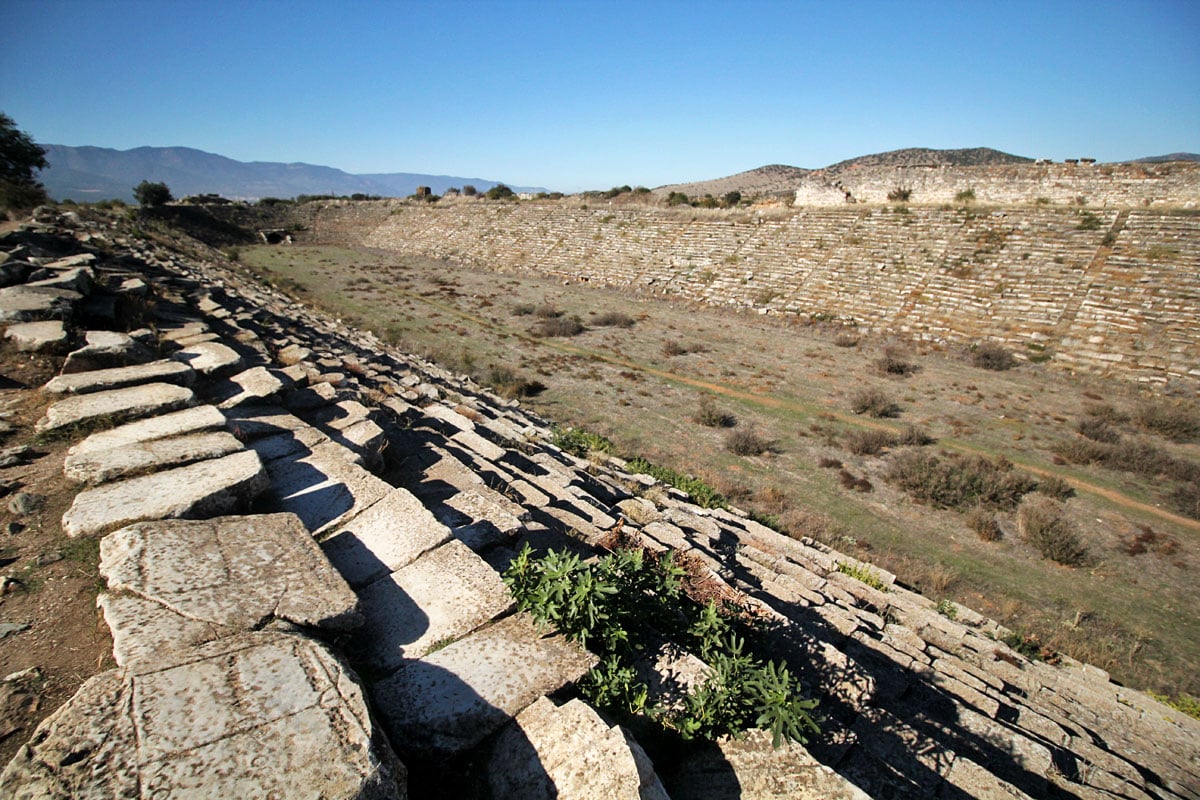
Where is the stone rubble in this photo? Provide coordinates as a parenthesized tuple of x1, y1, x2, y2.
(0, 209, 1196, 799)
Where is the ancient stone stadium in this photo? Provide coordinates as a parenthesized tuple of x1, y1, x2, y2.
(0, 162, 1198, 799)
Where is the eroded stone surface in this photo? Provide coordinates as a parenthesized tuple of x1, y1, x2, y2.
(0, 284, 79, 322)
(67, 404, 228, 459)
(254, 439, 392, 533)
(36, 382, 195, 433)
(43, 359, 195, 395)
(4, 320, 68, 353)
(99, 513, 361, 638)
(62, 449, 268, 537)
(170, 340, 244, 377)
(61, 330, 154, 373)
(371, 613, 598, 758)
(0, 632, 406, 799)
(64, 430, 244, 484)
(354, 539, 512, 669)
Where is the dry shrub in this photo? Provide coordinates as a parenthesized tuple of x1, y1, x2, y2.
(898, 425, 935, 446)
(965, 505, 1001, 541)
(1018, 497, 1088, 566)
(1077, 417, 1121, 444)
(754, 486, 790, 515)
(1133, 399, 1200, 442)
(1123, 524, 1180, 557)
(1082, 402, 1130, 425)
(885, 450, 1037, 511)
(875, 347, 918, 377)
(693, 397, 736, 428)
(592, 311, 635, 328)
(662, 339, 706, 357)
(511, 302, 536, 316)
(837, 469, 873, 492)
(970, 341, 1016, 371)
(777, 509, 838, 543)
(1035, 475, 1075, 500)
(483, 366, 546, 399)
(849, 387, 901, 418)
(726, 427, 772, 456)
(1052, 437, 1200, 484)
(817, 456, 843, 469)
(1170, 481, 1200, 520)
(534, 304, 563, 319)
(844, 429, 898, 456)
(533, 316, 585, 337)
(833, 332, 860, 348)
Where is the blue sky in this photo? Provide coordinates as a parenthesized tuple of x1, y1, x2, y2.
(1, 0, 1197, 192)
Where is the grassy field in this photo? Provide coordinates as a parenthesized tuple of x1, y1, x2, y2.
(236, 242, 1200, 699)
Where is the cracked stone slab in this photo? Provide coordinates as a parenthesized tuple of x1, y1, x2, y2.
(223, 405, 312, 439)
(256, 440, 392, 533)
(353, 539, 513, 671)
(321, 487, 454, 589)
(36, 382, 195, 434)
(98, 513, 361, 646)
(4, 320, 69, 353)
(170, 340, 245, 377)
(67, 404, 228, 459)
(213, 366, 290, 409)
(0, 631, 406, 799)
(371, 612, 597, 759)
(43, 359, 195, 395)
(0, 284, 80, 323)
(61, 449, 268, 537)
(488, 697, 670, 800)
(60, 330, 155, 373)
(98, 592, 234, 667)
(64, 430, 244, 485)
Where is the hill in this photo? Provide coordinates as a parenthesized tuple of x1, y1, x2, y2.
(39, 145, 544, 202)
(1132, 152, 1200, 163)
(819, 146, 1034, 175)
(653, 164, 810, 200)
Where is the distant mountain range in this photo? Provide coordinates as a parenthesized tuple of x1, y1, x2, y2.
(1131, 153, 1200, 163)
(39, 145, 545, 202)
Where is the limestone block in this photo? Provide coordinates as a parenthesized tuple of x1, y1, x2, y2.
(0, 284, 80, 322)
(64, 429, 243, 485)
(321, 487, 454, 588)
(171, 340, 244, 377)
(258, 439, 392, 533)
(371, 613, 597, 758)
(488, 697, 669, 800)
(354, 539, 513, 669)
(43, 359, 195, 395)
(99, 513, 361, 639)
(60, 330, 154, 373)
(214, 365, 289, 409)
(4, 320, 68, 353)
(62, 449, 268, 537)
(223, 404, 311, 439)
(67, 404, 227, 459)
(98, 592, 232, 667)
(36, 382, 195, 433)
(0, 632, 406, 799)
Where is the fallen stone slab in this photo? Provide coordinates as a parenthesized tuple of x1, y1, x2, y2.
(354, 539, 513, 670)
(213, 366, 289, 409)
(223, 404, 311, 439)
(4, 320, 68, 353)
(671, 729, 872, 800)
(371, 613, 597, 759)
(99, 513, 361, 641)
(0, 284, 80, 323)
(255, 440, 391, 533)
(0, 631, 406, 799)
(28, 266, 92, 294)
(36, 382, 195, 434)
(66, 404, 228, 459)
(60, 330, 155, 373)
(64, 430, 244, 485)
(61, 449, 267, 537)
(43, 359, 195, 395)
(488, 697, 670, 800)
(321, 487, 454, 589)
(171, 340, 245, 377)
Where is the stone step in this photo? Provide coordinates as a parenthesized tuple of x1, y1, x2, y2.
(64, 430, 244, 485)
(66, 404, 227, 457)
(36, 382, 196, 434)
(43, 359, 195, 395)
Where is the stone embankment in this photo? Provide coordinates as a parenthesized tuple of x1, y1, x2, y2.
(1, 209, 1198, 798)
(298, 197, 1200, 388)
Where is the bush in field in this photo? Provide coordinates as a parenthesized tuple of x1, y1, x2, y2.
(844, 429, 898, 456)
(965, 505, 1001, 541)
(693, 397, 736, 428)
(1018, 497, 1088, 566)
(483, 366, 545, 399)
(1132, 399, 1200, 442)
(726, 427, 772, 456)
(885, 450, 1037, 511)
(875, 348, 918, 377)
(849, 388, 900, 418)
(592, 311, 635, 328)
(970, 341, 1016, 371)
(533, 316, 584, 337)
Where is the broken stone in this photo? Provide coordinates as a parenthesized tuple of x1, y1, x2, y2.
(170, 340, 244, 377)
(60, 330, 155, 374)
(6, 492, 44, 515)
(43, 360, 195, 395)
(67, 404, 227, 459)
(213, 366, 289, 409)
(4, 320, 69, 353)
(34, 551, 62, 566)
(61, 449, 268, 537)
(0, 622, 31, 639)
(63, 430, 244, 485)
(0, 632, 406, 799)
(0, 284, 80, 323)
(36, 382, 195, 434)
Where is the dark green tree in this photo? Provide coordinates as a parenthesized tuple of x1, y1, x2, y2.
(485, 183, 515, 200)
(722, 190, 742, 207)
(0, 112, 49, 210)
(134, 180, 173, 207)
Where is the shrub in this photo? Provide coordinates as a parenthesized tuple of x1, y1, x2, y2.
(1132, 399, 1200, 442)
(693, 397, 736, 428)
(875, 348, 918, 377)
(592, 311, 635, 328)
(1077, 417, 1121, 444)
(511, 303, 536, 316)
(897, 425, 935, 446)
(534, 304, 563, 318)
(887, 186, 912, 202)
(134, 180, 173, 207)
(0, 112, 49, 211)
(1018, 497, 1088, 566)
(666, 191, 690, 206)
(885, 450, 1038, 511)
(970, 342, 1016, 371)
(485, 183, 515, 200)
(1170, 481, 1200, 520)
(833, 332, 859, 348)
(551, 425, 614, 458)
(849, 388, 900, 418)
(845, 429, 898, 456)
(462, 185, 477, 196)
(965, 505, 1001, 541)
(726, 427, 772, 456)
(1077, 211, 1103, 230)
(1036, 475, 1076, 500)
(663, 339, 706, 357)
(626, 457, 726, 509)
(722, 190, 742, 207)
(483, 366, 545, 399)
(955, 188, 976, 203)
(1052, 436, 1200, 484)
(533, 316, 584, 337)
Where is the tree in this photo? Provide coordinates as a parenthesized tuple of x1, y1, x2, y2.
(462, 185, 477, 196)
(722, 191, 742, 207)
(134, 180, 173, 207)
(0, 112, 49, 210)
(485, 183, 515, 200)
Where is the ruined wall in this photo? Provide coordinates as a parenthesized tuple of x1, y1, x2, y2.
(315, 202, 1200, 387)
(794, 161, 1200, 208)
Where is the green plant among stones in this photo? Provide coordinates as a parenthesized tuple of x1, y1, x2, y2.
(835, 561, 889, 592)
(550, 425, 613, 458)
(503, 543, 819, 747)
(626, 457, 727, 509)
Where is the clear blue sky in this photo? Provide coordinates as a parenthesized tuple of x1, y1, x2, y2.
(2, 0, 1197, 192)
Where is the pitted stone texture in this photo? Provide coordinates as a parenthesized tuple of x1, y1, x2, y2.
(99, 513, 361, 645)
(0, 631, 406, 799)
(371, 613, 598, 758)
(170, 340, 244, 377)
(254, 438, 392, 533)
(62, 449, 268, 537)
(224, 404, 311, 439)
(488, 697, 670, 800)
(43, 360, 195, 395)
(4, 320, 68, 353)
(0, 284, 79, 322)
(36, 382, 195, 433)
(321, 487, 454, 589)
(64, 430, 244, 485)
(67, 404, 228, 459)
(214, 366, 289, 409)
(98, 592, 233, 667)
(671, 729, 871, 800)
(354, 539, 512, 670)
(61, 330, 155, 373)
